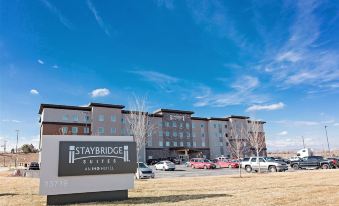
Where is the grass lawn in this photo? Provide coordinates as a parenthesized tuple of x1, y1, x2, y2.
(0, 170, 338, 206)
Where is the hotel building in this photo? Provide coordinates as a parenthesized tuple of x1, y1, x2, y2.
(39, 103, 266, 161)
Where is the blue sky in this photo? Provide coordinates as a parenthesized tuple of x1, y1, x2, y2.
(0, 0, 338, 152)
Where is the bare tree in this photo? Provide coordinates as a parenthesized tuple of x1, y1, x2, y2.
(247, 120, 266, 173)
(225, 119, 248, 177)
(125, 96, 155, 163)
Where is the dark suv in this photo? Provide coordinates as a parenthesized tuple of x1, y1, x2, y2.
(290, 156, 334, 170)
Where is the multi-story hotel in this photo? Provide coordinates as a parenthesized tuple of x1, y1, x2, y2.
(39, 102, 266, 162)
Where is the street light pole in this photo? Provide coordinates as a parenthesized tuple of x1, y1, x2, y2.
(324, 126, 331, 156)
(301, 136, 305, 148)
(15, 130, 19, 153)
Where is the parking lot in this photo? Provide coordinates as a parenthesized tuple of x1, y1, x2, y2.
(150, 165, 247, 178)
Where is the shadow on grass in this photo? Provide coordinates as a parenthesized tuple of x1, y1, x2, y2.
(102, 193, 231, 204)
(0, 193, 18, 197)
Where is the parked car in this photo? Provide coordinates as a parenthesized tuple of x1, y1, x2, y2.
(28, 162, 40, 170)
(184, 160, 191, 167)
(289, 156, 300, 162)
(327, 158, 339, 168)
(135, 162, 155, 179)
(167, 158, 181, 165)
(190, 158, 216, 169)
(290, 156, 334, 170)
(146, 159, 159, 165)
(266, 157, 290, 164)
(213, 159, 239, 168)
(154, 161, 176, 171)
(243, 157, 288, 172)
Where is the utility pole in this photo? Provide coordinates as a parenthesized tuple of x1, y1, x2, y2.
(15, 129, 19, 153)
(324, 126, 331, 157)
(301, 136, 305, 148)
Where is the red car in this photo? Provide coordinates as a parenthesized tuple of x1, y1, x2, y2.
(190, 158, 216, 169)
(214, 159, 239, 168)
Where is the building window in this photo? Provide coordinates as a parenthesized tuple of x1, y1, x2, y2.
(202, 142, 206, 147)
(192, 132, 196, 138)
(98, 115, 104, 122)
(84, 115, 90, 123)
(158, 122, 162, 127)
(226, 133, 228, 137)
(159, 131, 163, 137)
(180, 142, 184, 147)
(111, 128, 116, 134)
(71, 127, 78, 134)
(173, 131, 177, 137)
(186, 123, 190, 129)
(187, 132, 190, 138)
(147, 140, 152, 147)
(193, 141, 196, 147)
(172, 122, 177, 127)
(165, 131, 170, 137)
(121, 118, 125, 124)
(219, 142, 223, 146)
(179, 123, 183, 128)
(159, 141, 163, 147)
(98, 127, 104, 135)
(61, 127, 68, 134)
(225, 125, 227, 128)
(200, 124, 204, 128)
(187, 142, 191, 147)
(165, 122, 170, 127)
(72, 115, 78, 122)
(202, 133, 205, 137)
(192, 123, 195, 128)
(173, 141, 177, 147)
(166, 141, 170, 147)
(213, 124, 216, 128)
(84, 127, 90, 134)
(62, 115, 68, 121)
(111, 115, 116, 122)
(179, 132, 183, 138)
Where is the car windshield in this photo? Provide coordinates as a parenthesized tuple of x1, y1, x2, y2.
(164, 161, 172, 164)
(138, 163, 148, 168)
(204, 159, 211, 162)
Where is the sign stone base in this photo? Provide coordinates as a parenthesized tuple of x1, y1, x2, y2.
(46, 190, 128, 205)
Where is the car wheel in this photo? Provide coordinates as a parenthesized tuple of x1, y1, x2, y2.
(228, 165, 232, 169)
(292, 164, 299, 170)
(245, 165, 252, 173)
(269, 166, 277, 172)
(322, 164, 329, 169)
(204, 165, 207, 169)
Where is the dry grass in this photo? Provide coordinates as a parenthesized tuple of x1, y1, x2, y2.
(0, 170, 339, 206)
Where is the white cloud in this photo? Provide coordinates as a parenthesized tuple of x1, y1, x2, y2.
(231, 76, 259, 91)
(257, 1, 339, 92)
(194, 75, 268, 108)
(52, 64, 59, 69)
(277, 131, 288, 136)
(130, 70, 179, 92)
(30, 89, 39, 95)
(37, 59, 44, 65)
(90, 88, 110, 98)
(87, 0, 110, 36)
(40, 0, 73, 29)
(2, 119, 21, 123)
(276, 51, 302, 63)
(156, 0, 175, 10)
(246, 102, 284, 112)
(294, 121, 319, 126)
(333, 123, 339, 127)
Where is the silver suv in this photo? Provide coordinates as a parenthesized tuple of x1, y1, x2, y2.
(242, 157, 288, 172)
